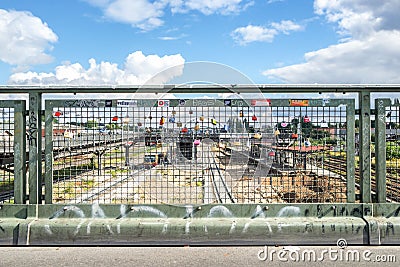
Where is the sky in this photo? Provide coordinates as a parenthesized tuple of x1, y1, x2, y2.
(1, 0, 400, 87)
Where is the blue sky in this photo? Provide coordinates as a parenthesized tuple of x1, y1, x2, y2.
(1, 0, 400, 86)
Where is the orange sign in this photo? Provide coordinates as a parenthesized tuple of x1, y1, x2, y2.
(289, 100, 309, 107)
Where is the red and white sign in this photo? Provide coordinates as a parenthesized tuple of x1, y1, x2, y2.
(158, 100, 170, 107)
(251, 99, 271, 106)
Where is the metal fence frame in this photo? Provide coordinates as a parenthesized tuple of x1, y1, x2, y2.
(0, 84, 400, 245)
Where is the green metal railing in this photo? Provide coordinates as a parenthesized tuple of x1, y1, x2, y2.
(0, 85, 399, 246)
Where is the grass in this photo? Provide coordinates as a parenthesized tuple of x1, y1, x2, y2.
(105, 169, 129, 177)
(54, 178, 96, 201)
(53, 163, 95, 179)
(0, 180, 14, 192)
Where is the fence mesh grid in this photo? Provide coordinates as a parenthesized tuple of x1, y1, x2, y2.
(384, 106, 400, 202)
(49, 99, 349, 204)
(0, 108, 15, 204)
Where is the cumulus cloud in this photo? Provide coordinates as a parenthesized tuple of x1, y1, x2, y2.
(0, 9, 58, 66)
(263, 0, 400, 83)
(104, 0, 164, 30)
(264, 31, 400, 83)
(314, 0, 400, 37)
(231, 20, 303, 45)
(8, 51, 185, 85)
(84, 0, 253, 30)
(170, 0, 253, 15)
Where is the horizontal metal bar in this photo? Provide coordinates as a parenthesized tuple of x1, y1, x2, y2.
(1, 84, 400, 94)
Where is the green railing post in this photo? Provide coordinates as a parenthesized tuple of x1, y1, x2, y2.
(28, 92, 42, 204)
(346, 99, 356, 203)
(44, 100, 54, 203)
(375, 99, 390, 203)
(359, 91, 372, 203)
(13, 100, 27, 204)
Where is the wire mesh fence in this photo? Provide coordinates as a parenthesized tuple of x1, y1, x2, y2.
(45, 98, 353, 205)
(382, 105, 400, 202)
(0, 107, 15, 204)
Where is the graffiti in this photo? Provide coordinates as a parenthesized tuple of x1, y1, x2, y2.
(277, 206, 301, 217)
(207, 205, 234, 218)
(230, 99, 246, 107)
(14, 143, 21, 169)
(33, 204, 377, 245)
(377, 99, 386, 122)
(64, 99, 100, 108)
(251, 205, 267, 219)
(27, 111, 37, 146)
(45, 154, 52, 174)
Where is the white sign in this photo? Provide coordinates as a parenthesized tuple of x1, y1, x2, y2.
(117, 100, 137, 107)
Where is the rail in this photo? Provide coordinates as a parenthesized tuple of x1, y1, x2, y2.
(0, 85, 399, 246)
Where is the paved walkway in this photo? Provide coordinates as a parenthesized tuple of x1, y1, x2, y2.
(1, 246, 399, 267)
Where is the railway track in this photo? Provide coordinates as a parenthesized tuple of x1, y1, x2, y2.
(209, 159, 236, 204)
(0, 190, 13, 203)
(0, 137, 136, 203)
(200, 142, 236, 204)
(317, 156, 400, 202)
(63, 142, 237, 204)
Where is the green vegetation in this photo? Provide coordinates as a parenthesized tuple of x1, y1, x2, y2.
(0, 180, 14, 192)
(53, 163, 95, 179)
(386, 142, 400, 159)
(105, 169, 129, 178)
(86, 120, 98, 129)
(55, 178, 96, 201)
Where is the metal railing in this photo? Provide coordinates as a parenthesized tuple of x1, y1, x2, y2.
(43, 98, 355, 205)
(0, 85, 400, 245)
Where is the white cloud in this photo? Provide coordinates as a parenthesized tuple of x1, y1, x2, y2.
(270, 20, 303, 34)
(267, 0, 284, 4)
(263, 0, 400, 84)
(314, 0, 400, 37)
(170, 0, 253, 15)
(0, 9, 58, 66)
(159, 36, 179, 41)
(8, 51, 185, 85)
(104, 0, 164, 30)
(231, 20, 303, 45)
(232, 25, 277, 45)
(264, 31, 400, 83)
(158, 33, 187, 41)
(84, 0, 253, 30)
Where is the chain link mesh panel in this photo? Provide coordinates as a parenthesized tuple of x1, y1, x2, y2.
(46, 98, 353, 204)
(0, 107, 15, 203)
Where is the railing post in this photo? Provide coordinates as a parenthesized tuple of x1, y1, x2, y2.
(375, 99, 390, 203)
(13, 100, 27, 204)
(346, 99, 356, 203)
(44, 100, 54, 203)
(359, 91, 371, 203)
(28, 92, 42, 204)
